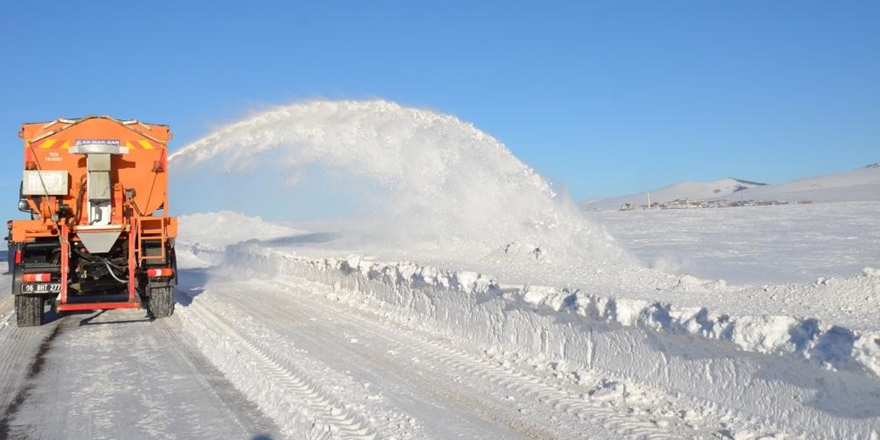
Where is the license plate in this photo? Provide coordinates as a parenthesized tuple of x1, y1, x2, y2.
(21, 283, 61, 294)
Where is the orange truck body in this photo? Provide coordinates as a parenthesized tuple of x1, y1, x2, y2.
(8, 116, 178, 325)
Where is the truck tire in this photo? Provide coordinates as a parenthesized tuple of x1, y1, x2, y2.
(148, 286, 174, 319)
(15, 294, 44, 327)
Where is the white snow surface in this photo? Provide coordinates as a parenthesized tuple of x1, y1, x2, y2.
(590, 202, 880, 285)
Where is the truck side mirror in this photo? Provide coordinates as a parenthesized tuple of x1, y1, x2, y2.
(17, 182, 29, 213)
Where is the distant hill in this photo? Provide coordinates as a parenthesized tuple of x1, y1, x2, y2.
(718, 163, 880, 204)
(584, 163, 880, 211)
(584, 178, 766, 211)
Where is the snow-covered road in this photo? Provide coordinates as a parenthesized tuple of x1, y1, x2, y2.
(0, 277, 279, 440)
(173, 269, 711, 439)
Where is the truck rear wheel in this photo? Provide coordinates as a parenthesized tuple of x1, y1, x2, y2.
(147, 286, 174, 319)
(15, 294, 44, 327)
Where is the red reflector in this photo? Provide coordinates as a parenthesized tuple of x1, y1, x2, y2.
(147, 268, 174, 278)
(15, 250, 22, 264)
(22, 273, 51, 282)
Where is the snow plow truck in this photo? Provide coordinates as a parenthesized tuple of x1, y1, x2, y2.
(7, 116, 177, 327)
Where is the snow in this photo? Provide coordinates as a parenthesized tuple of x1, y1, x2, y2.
(179, 228, 880, 438)
(590, 202, 880, 285)
(224, 236, 880, 371)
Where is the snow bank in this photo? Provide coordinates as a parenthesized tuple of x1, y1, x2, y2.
(223, 242, 880, 439)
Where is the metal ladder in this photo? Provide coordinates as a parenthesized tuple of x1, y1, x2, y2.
(137, 217, 167, 264)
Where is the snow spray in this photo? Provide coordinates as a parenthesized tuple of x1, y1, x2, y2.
(169, 100, 627, 263)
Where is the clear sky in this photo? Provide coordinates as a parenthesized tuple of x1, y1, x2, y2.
(1, 1, 878, 223)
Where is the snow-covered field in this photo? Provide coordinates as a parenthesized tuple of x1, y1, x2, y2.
(2, 100, 878, 439)
(590, 202, 880, 285)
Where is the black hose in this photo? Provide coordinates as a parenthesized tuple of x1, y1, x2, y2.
(72, 244, 95, 261)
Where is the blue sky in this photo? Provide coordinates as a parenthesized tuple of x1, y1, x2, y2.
(1, 0, 878, 223)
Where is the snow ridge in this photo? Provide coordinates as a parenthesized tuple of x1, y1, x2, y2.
(224, 242, 880, 440)
(230, 244, 880, 377)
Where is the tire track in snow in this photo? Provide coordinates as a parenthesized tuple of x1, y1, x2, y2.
(275, 281, 695, 440)
(416, 344, 682, 439)
(154, 317, 281, 437)
(245, 288, 558, 439)
(181, 295, 379, 440)
(0, 293, 59, 431)
(0, 294, 14, 325)
(246, 278, 699, 439)
(1, 307, 286, 439)
(0, 321, 62, 439)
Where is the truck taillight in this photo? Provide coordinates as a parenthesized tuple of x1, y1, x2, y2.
(22, 273, 51, 282)
(147, 268, 174, 278)
(14, 250, 21, 264)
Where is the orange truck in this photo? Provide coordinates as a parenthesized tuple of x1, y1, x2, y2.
(7, 116, 177, 326)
